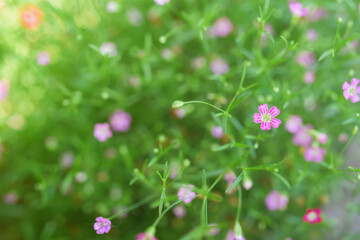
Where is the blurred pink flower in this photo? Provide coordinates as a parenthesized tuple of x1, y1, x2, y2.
(285, 116, 303, 133)
(93, 217, 111, 234)
(225, 231, 246, 240)
(127, 8, 143, 26)
(3, 191, 18, 204)
(161, 48, 173, 60)
(304, 146, 326, 162)
(211, 126, 224, 139)
(343, 78, 360, 103)
(242, 177, 253, 190)
(210, 17, 234, 37)
(100, 42, 118, 57)
(110, 110, 132, 132)
(178, 184, 196, 203)
(224, 171, 236, 184)
(307, 29, 318, 41)
(60, 151, 74, 169)
(106, 1, 119, 13)
(191, 56, 206, 70)
(317, 133, 327, 144)
(253, 104, 281, 130)
(209, 223, 220, 236)
(308, 8, 327, 22)
(265, 190, 288, 211)
(20, 5, 43, 30)
(173, 205, 186, 218)
(136, 233, 158, 240)
(94, 123, 113, 142)
(154, 0, 170, 5)
(169, 162, 180, 179)
(75, 171, 87, 183)
(0, 80, 9, 101)
(210, 58, 229, 75)
(296, 51, 315, 67)
(303, 208, 322, 224)
(338, 133, 348, 143)
(292, 125, 313, 147)
(304, 71, 315, 84)
(37, 51, 50, 66)
(129, 75, 141, 87)
(174, 107, 186, 119)
(289, 2, 308, 17)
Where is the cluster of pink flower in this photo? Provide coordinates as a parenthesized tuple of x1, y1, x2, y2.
(343, 78, 360, 103)
(94, 110, 132, 142)
(286, 115, 327, 162)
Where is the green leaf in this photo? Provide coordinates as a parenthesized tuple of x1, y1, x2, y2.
(271, 171, 291, 189)
(226, 171, 244, 193)
(318, 49, 333, 62)
(228, 91, 251, 112)
(264, 31, 275, 43)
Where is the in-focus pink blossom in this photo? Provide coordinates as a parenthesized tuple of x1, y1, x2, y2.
(110, 110, 132, 132)
(100, 42, 118, 57)
(225, 231, 246, 240)
(317, 133, 327, 144)
(253, 104, 281, 130)
(296, 51, 315, 67)
(93, 216, 111, 234)
(154, 0, 170, 5)
(211, 126, 224, 139)
(210, 58, 229, 75)
(0, 80, 9, 101)
(304, 146, 326, 162)
(3, 191, 18, 204)
(136, 233, 158, 240)
(342, 78, 360, 103)
(173, 205, 186, 218)
(37, 51, 50, 66)
(304, 71, 315, 84)
(292, 125, 313, 147)
(94, 123, 113, 142)
(303, 208, 322, 224)
(307, 29, 318, 41)
(289, 2, 309, 17)
(178, 184, 196, 204)
(210, 17, 234, 37)
(265, 190, 288, 211)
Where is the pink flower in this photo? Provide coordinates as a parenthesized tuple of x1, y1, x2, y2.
(317, 133, 327, 144)
(173, 205, 186, 218)
(292, 125, 313, 147)
(178, 184, 196, 204)
(174, 107, 186, 119)
(94, 123, 113, 142)
(289, 2, 309, 17)
(224, 171, 236, 184)
(304, 71, 315, 84)
(307, 29, 318, 41)
(110, 110, 132, 132)
(211, 126, 224, 139)
(304, 146, 326, 162)
(225, 231, 246, 240)
(308, 8, 327, 22)
(100, 42, 118, 57)
(210, 17, 234, 37)
(93, 216, 111, 234)
(338, 133, 348, 143)
(126, 8, 143, 26)
(253, 104, 281, 130)
(210, 58, 229, 75)
(191, 56, 206, 70)
(154, 0, 170, 5)
(242, 177, 253, 190)
(169, 162, 180, 179)
(60, 151, 74, 169)
(296, 51, 315, 67)
(209, 223, 220, 236)
(285, 115, 303, 133)
(265, 190, 288, 211)
(136, 233, 158, 240)
(303, 208, 322, 224)
(342, 78, 360, 103)
(0, 80, 9, 101)
(3, 191, 18, 204)
(37, 51, 50, 66)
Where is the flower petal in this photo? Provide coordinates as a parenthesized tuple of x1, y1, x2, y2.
(343, 90, 350, 100)
(258, 104, 268, 115)
(270, 118, 281, 128)
(253, 113, 262, 123)
(350, 94, 360, 103)
(260, 121, 271, 130)
(351, 78, 359, 86)
(356, 87, 360, 94)
(342, 81, 350, 90)
(269, 106, 280, 117)
(94, 223, 101, 230)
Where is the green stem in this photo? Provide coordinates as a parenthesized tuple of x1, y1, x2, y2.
(183, 101, 231, 117)
(235, 184, 242, 222)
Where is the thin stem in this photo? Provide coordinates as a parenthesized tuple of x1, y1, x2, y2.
(235, 183, 242, 222)
(183, 101, 231, 117)
(340, 133, 355, 156)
